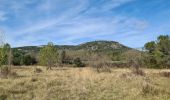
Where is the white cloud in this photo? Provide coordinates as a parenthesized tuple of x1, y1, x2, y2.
(2, 0, 150, 47)
(101, 0, 134, 11)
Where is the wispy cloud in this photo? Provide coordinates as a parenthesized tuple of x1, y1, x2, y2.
(1, 0, 170, 47)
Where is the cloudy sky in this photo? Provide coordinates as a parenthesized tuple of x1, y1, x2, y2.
(0, 0, 170, 47)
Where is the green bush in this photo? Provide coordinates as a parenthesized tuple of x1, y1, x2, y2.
(12, 50, 24, 66)
(73, 58, 85, 67)
(23, 55, 37, 65)
(144, 35, 170, 68)
(0, 94, 7, 100)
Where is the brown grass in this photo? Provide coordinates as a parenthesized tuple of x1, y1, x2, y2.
(0, 66, 170, 100)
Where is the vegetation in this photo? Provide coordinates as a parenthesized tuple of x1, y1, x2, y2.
(73, 57, 85, 67)
(0, 67, 169, 100)
(0, 35, 169, 69)
(0, 44, 11, 66)
(144, 35, 170, 68)
(23, 55, 37, 65)
(0, 34, 170, 99)
(39, 42, 58, 69)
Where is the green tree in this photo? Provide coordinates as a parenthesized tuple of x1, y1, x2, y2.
(23, 55, 37, 65)
(39, 42, 58, 70)
(144, 41, 156, 53)
(144, 35, 170, 68)
(0, 43, 11, 65)
(12, 50, 24, 66)
(157, 35, 170, 55)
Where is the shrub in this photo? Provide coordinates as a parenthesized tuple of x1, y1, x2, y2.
(142, 84, 160, 96)
(31, 77, 38, 82)
(0, 66, 18, 78)
(159, 71, 170, 77)
(12, 50, 24, 66)
(92, 61, 111, 73)
(0, 94, 7, 100)
(34, 68, 43, 73)
(8, 71, 18, 78)
(23, 55, 37, 65)
(131, 68, 145, 76)
(73, 58, 85, 67)
(0, 66, 10, 78)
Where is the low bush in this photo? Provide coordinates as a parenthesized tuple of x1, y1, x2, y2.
(0, 66, 10, 78)
(73, 58, 85, 67)
(0, 94, 7, 100)
(132, 68, 145, 76)
(34, 68, 43, 73)
(0, 66, 18, 78)
(159, 71, 170, 78)
(23, 55, 37, 65)
(142, 84, 163, 96)
(92, 61, 111, 73)
(31, 77, 38, 82)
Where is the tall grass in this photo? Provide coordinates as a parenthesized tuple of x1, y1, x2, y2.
(0, 66, 170, 100)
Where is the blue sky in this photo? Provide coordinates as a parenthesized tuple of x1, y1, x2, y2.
(0, 0, 170, 48)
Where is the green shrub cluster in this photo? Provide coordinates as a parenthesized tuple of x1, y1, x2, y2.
(144, 35, 170, 68)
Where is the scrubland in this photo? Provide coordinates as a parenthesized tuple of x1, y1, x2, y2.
(0, 66, 170, 100)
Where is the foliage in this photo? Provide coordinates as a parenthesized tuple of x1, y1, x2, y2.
(0, 44, 11, 66)
(144, 35, 170, 68)
(144, 41, 156, 53)
(73, 57, 85, 67)
(58, 50, 66, 64)
(23, 55, 37, 65)
(39, 42, 58, 69)
(12, 50, 24, 66)
(14, 41, 131, 62)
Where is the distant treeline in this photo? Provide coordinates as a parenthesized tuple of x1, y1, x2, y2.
(0, 35, 169, 69)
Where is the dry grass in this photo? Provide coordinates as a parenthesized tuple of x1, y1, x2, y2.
(0, 66, 170, 100)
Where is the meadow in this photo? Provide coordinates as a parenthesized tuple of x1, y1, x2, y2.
(0, 66, 170, 100)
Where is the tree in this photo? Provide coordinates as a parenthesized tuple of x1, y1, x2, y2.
(0, 44, 12, 66)
(39, 42, 58, 70)
(144, 35, 170, 68)
(144, 41, 156, 53)
(58, 50, 66, 66)
(12, 50, 24, 66)
(157, 35, 170, 55)
(23, 55, 37, 65)
(123, 50, 145, 75)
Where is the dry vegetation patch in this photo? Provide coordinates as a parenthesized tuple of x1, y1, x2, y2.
(0, 66, 170, 100)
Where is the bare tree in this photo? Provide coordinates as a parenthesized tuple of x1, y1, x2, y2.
(123, 50, 145, 75)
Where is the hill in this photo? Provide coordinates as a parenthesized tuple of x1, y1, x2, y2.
(14, 40, 131, 53)
(13, 41, 132, 61)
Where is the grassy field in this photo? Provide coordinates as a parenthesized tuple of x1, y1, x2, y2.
(0, 66, 170, 100)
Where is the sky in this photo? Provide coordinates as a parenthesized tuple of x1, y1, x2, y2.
(0, 0, 170, 48)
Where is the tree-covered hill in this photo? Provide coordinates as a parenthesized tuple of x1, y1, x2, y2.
(13, 40, 131, 54)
